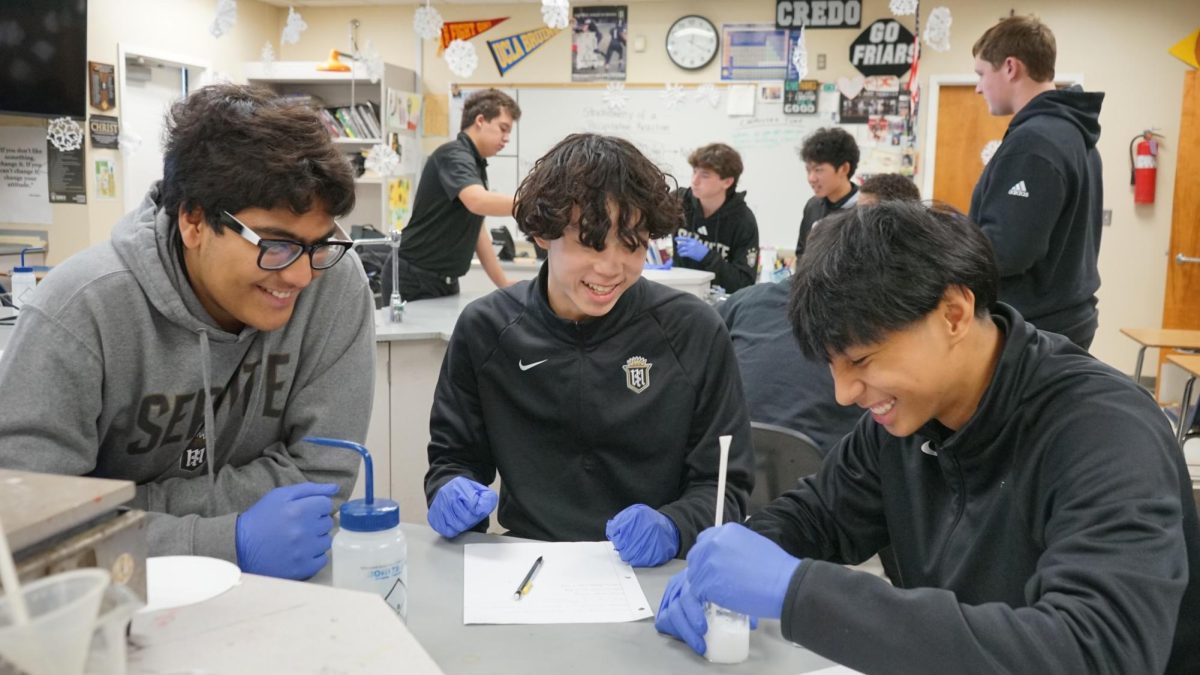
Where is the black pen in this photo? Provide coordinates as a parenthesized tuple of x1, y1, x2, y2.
(512, 555, 544, 600)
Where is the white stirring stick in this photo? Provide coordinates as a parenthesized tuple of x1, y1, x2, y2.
(715, 434, 732, 527)
(0, 513, 30, 625)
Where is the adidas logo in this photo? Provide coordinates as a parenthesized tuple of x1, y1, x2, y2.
(1007, 181, 1029, 198)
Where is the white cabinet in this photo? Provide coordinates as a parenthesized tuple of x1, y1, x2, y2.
(245, 60, 420, 233)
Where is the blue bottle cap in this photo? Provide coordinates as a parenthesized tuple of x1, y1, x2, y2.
(339, 497, 400, 532)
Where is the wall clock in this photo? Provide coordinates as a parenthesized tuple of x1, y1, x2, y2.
(666, 15, 719, 71)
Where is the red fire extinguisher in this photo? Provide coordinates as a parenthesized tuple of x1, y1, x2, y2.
(1129, 130, 1164, 204)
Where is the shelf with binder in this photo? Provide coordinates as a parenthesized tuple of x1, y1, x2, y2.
(245, 60, 421, 233)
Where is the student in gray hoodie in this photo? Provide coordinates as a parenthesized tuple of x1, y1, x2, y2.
(0, 84, 376, 581)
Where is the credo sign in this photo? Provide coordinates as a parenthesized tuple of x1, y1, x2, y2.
(775, 1, 862, 29)
(849, 19, 915, 77)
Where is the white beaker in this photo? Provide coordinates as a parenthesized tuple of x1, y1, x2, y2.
(0, 568, 110, 675)
(703, 602, 749, 664)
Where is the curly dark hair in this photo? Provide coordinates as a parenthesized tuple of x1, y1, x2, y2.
(688, 143, 744, 190)
(799, 127, 860, 179)
(159, 83, 355, 236)
(514, 133, 682, 252)
(460, 88, 522, 130)
(789, 201, 998, 360)
(859, 173, 921, 202)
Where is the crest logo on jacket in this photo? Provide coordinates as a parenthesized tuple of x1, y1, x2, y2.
(180, 428, 207, 471)
(623, 356, 652, 394)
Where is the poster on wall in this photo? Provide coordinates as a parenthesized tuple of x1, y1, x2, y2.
(388, 177, 412, 230)
(48, 140, 86, 204)
(775, 0, 862, 29)
(784, 79, 819, 115)
(839, 89, 906, 123)
(720, 24, 789, 81)
(571, 6, 627, 82)
(88, 61, 116, 112)
(849, 19, 915, 78)
(89, 115, 119, 148)
(94, 159, 117, 200)
(0, 126, 52, 224)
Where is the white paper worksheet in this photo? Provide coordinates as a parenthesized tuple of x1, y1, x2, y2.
(463, 541, 653, 624)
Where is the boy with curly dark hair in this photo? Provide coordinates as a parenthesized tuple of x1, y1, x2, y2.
(0, 84, 375, 581)
(423, 133, 755, 567)
(795, 127, 860, 259)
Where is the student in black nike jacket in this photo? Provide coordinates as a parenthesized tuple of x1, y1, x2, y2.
(656, 201, 1199, 674)
(672, 143, 759, 293)
(423, 133, 755, 568)
(970, 16, 1104, 349)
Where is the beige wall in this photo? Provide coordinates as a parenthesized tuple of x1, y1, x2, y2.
(2, 0, 1197, 373)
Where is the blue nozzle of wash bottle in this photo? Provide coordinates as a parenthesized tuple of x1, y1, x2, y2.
(17, 246, 44, 273)
(304, 436, 375, 505)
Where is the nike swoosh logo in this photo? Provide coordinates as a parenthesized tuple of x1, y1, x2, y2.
(519, 359, 549, 371)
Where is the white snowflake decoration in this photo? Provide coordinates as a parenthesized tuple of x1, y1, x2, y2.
(210, 0, 237, 39)
(981, 140, 1001, 166)
(661, 83, 686, 110)
(118, 129, 143, 158)
(444, 40, 479, 78)
(923, 7, 953, 52)
(541, 0, 570, 30)
(260, 41, 275, 72)
(47, 117, 83, 152)
(603, 82, 629, 113)
(692, 83, 720, 108)
(791, 26, 809, 80)
(281, 6, 307, 46)
(365, 144, 402, 177)
(359, 40, 384, 83)
(413, 5, 444, 41)
(889, 0, 919, 16)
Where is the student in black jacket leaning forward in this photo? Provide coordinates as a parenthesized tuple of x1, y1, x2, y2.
(423, 133, 754, 567)
(656, 201, 1199, 674)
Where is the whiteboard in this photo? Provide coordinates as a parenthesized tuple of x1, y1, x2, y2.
(452, 85, 839, 250)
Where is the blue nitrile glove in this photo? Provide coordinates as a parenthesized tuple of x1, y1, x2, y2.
(428, 476, 498, 538)
(655, 569, 760, 656)
(235, 482, 338, 580)
(644, 259, 673, 270)
(605, 503, 680, 567)
(655, 570, 708, 654)
(675, 236, 710, 262)
(686, 522, 803, 620)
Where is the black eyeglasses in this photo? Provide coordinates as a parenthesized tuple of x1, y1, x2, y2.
(219, 211, 353, 271)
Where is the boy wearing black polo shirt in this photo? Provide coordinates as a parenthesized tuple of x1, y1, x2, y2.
(384, 89, 521, 300)
(794, 127, 859, 260)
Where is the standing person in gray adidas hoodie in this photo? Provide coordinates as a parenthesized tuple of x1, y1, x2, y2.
(969, 15, 1104, 350)
(0, 84, 375, 581)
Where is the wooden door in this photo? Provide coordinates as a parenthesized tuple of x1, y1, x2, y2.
(1159, 70, 1200, 389)
(931, 85, 1012, 212)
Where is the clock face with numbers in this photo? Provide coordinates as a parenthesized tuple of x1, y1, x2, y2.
(666, 15, 719, 71)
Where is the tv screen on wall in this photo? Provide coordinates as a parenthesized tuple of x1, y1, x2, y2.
(0, 0, 88, 118)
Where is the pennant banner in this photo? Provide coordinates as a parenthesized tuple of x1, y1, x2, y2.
(488, 27, 562, 77)
(1168, 28, 1200, 69)
(438, 18, 509, 54)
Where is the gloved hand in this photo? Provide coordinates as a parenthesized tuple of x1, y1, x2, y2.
(656, 569, 760, 656)
(605, 504, 680, 567)
(428, 476, 498, 538)
(655, 570, 708, 654)
(686, 523, 803, 620)
(235, 482, 338, 580)
(675, 236, 710, 262)
(644, 259, 673, 270)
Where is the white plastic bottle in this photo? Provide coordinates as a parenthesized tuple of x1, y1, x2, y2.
(333, 496, 407, 621)
(10, 265, 36, 309)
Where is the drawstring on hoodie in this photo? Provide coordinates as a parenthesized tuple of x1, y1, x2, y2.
(197, 329, 219, 517)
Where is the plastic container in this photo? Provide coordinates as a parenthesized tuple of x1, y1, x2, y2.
(304, 436, 407, 621)
(0, 568, 110, 675)
(703, 602, 750, 664)
(9, 266, 36, 309)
